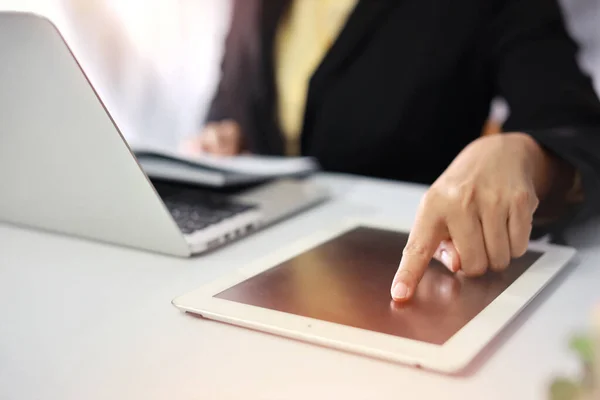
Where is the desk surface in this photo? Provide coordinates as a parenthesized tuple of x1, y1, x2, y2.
(1, 173, 599, 400)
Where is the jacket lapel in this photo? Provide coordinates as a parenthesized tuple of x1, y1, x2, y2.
(300, 0, 399, 151)
(311, 0, 399, 85)
(254, 0, 399, 155)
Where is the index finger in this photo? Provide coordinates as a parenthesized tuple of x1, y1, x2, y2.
(391, 208, 445, 302)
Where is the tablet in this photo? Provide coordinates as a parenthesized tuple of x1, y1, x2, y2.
(172, 219, 576, 373)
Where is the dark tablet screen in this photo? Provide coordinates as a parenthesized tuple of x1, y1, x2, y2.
(215, 227, 542, 345)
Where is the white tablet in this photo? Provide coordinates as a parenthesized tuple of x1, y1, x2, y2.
(172, 219, 576, 373)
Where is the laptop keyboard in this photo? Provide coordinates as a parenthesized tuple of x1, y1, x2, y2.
(155, 185, 258, 235)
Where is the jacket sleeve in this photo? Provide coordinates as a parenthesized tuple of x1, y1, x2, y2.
(204, 0, 257, 124)
(489, 0, 600, 234)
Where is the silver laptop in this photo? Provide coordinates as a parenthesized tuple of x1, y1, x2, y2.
(0, 12, 328, 257)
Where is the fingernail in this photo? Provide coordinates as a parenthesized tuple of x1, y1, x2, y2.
(441, 250, 455, 271)
(391, 282, 409, 301)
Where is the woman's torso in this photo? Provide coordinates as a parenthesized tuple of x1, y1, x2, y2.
(213, 0, 502, 184)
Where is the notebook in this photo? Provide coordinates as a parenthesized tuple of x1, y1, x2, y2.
(130, 145, 320, 187)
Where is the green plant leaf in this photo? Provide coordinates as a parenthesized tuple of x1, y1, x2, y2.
(570, 335, 595, 365)
(550, 378, 581, 400)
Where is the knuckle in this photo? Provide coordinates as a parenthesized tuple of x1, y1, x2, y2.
(448, 183, 477, 211)
(489, 257, 510, 272)
(464, 267, 487, 278)
(421, 187, 442, 208)
(463, 258, 488, 277)
(532, 195, 540, 211)
(510, 227, 532, 258)
(483, 190, 503, 210)
(511, 242, 528, 258)
(512, 189, 535, 210)
(425, 182, 478, 213)
(402, 241, 432, 261)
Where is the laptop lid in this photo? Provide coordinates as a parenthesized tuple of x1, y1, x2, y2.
(0, 12, 191, 257)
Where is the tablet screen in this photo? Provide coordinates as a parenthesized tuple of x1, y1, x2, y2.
(215, 227, 542, 345)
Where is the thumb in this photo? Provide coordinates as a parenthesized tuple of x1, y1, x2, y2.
(433, 240, 461, 273)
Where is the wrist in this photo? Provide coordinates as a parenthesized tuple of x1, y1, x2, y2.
(511, 133, 557, 200)
(511, 133, 579, 222)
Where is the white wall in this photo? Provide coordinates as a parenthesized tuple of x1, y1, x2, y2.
(60, 0, 230, 146)
(55, 0, 231, 150)
(0, 0, 231, 149)
(560, 0, 600, 95)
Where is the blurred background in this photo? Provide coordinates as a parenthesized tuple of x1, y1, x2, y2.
(0, 0, 598, 149)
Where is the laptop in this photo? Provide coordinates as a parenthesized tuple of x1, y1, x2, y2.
(0, 11, 328, 257)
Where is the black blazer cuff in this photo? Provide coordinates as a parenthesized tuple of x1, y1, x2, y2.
(526, 126, 600, 241)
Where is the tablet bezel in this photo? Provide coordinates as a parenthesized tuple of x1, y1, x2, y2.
(172, 218, 576, 373)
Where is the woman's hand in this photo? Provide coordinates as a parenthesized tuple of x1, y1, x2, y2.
(180, 120, 243, 156)
(391, 133, 567, 302)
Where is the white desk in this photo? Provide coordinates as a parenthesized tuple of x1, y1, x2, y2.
(1, 173, 598, 400)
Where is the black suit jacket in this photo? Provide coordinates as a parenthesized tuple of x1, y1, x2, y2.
(207, 0, 600, 225)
